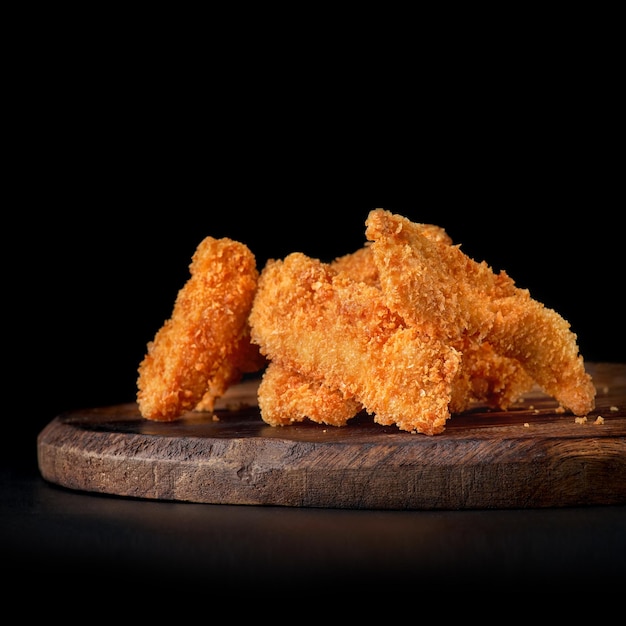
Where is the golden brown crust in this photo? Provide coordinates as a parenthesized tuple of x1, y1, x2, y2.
(135, 209, 595, 434)
(136, 236, 262, 421)
(249, 252, 462, 435)
(257, 361, 362, 427)
(488, 295, 595, 415)
(331, 245, 379, 287)
(365, 208, 595, 416)
(253, 246, 378, 428)
(366, 208, 511, 344)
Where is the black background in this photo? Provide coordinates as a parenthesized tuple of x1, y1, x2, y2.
(5, 22, 625, 593)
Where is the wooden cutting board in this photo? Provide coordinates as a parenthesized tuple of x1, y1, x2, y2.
(37, 362, 626, 510)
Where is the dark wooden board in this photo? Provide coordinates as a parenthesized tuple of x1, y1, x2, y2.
(37, 362, 626, 510)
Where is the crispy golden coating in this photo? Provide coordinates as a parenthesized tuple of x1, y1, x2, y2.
(331, 245, 380, 288)
(257, 361, 363, 426)
(253, 246, 378, 427)
(488, 294, 595, 416)
(249, 252, 462, 435)
(365, 208, 595, 416)
(366, 209, 512, 344)
(330, 223, 451, 289)
(136, 209, 595, 435)
(136, 236, 263, 421)
(329, 224, 535, 414)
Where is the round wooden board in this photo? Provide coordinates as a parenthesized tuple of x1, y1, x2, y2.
(37, 363, 626, 510)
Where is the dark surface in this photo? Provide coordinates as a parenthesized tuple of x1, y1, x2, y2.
(4, 463, 626, 589)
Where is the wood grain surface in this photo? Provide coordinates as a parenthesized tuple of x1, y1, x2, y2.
(37, 362, 626, 510)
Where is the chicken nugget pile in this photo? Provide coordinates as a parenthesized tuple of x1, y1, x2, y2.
(136, 209, 596, 435)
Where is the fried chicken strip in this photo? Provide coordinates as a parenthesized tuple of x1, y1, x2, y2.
(365, 208, 595, 416)
(249, 252, 462, 435)
(366, 209, 511, 344)
(253, 246, 377, 427)
(260, 237, 531, 424)
(330, 223, 534, 413)
(137, 236, 263, 421)
(255, 245, 385, 427)
(488, 294, 594, 416)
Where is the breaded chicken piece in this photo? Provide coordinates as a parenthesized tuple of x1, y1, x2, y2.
(137, 236, 263, 421)
(257, 361, 363, 426)
(259, 238, 531, 425)
(331, 226, 535, 413)
(488, 294, 595, 416)
(249, 252, 462, 435)
(330, 223, 451, 288)
(365, 209, 595, 416)
(253, 246, 376, 427)
(255, 243, 394, 428)
(366, 209, 513, 344)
